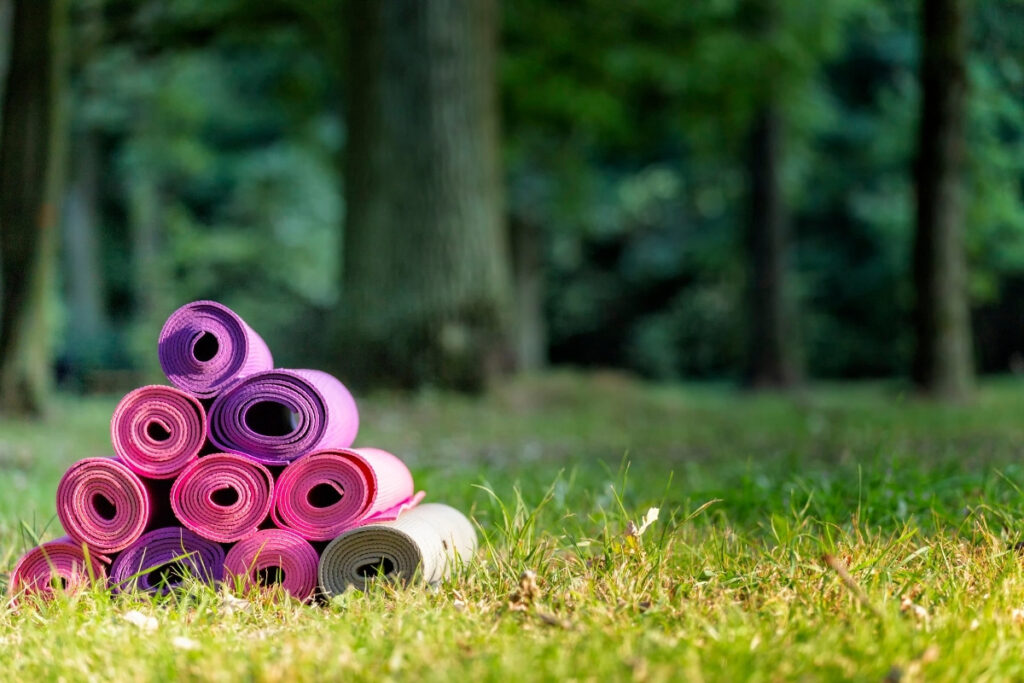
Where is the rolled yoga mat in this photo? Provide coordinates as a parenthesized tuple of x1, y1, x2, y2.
(223, 528, 319, 602)
(110, 526, 225, 593)
(111, 385, 207, 479)
(158, 300, 273, 399)
(57, 457, 153, 554)
(207, 369, 359, 465)
(170, 453, 274, 543)
(318, 503, 477, 595)
(272, 447, 421, 541)
(9, 537, 106, 597)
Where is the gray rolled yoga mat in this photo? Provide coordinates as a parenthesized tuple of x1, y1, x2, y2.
(318, 503, 477, 595)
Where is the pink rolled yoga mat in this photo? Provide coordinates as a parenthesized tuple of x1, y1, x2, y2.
(158, 300, 273, 399)
(9, 537, 106, 597)
(111, 385, 207, 479)
(170, 453, 274, 543)
(207, 369, 359, 465)
(110, 526, 225, 594)
(272, 447, 421, 541)
(224, 528, 319, 602)
(57, 458, 153, 554)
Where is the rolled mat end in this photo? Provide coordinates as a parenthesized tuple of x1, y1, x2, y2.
(318, 503, 476, 596)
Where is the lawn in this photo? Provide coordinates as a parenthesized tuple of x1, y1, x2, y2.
(4, 372, 1024, 680)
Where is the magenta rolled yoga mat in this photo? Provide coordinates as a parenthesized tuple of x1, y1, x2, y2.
(272, 447, 420, 541)
(224, 528, 319, 602)
(158, 300, 273, 399)
(208, 369, 359, 465)
(10, 537, 106, 597)
(57, 458, 153, 554)
(110, 526, 225, 594)
(170, 453, 274, 543)
(111, 385, 207, 479)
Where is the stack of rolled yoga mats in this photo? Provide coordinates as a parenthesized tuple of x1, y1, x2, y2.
(9, 301, 477, 603)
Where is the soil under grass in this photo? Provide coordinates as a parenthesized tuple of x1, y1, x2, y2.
(3, 371, 1024, 680)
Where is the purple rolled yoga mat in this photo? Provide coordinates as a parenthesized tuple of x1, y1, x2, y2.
(111, 385, 207, 479)
(170, 453, 274, 543)
(110, 526, 225, 594)
(158, 300, 273, 399)
(56, 457, 153, 554)
(207, 369, 359, 465)
(9, 537, 106, 598)
(223, 528, 319, 602)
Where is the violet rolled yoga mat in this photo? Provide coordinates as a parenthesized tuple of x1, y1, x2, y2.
(272, 447, 421, 541)
(111, 385, 207, 479)
(223, 528, 319, 602)
(9, 537, 106, 598)
(318, 503, 477, 595)
(57, 457, 153, 554)
(110, 526, 225, 594)
(170, 453, 274, 543)
(158, 300, 273, 399)
(207, 369, 359, 465)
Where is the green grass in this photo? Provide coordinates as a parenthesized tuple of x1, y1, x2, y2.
(5, 371, 1024, 680)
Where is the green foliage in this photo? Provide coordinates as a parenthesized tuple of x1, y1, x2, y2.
(54, 0, 1024, 381)
(502, 0, 1024, 379)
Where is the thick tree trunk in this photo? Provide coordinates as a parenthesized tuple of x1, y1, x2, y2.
(341, 0, 512, 391)
(0, 0, 66, 415)
(912, 0, 973, 400)
(745, 106, 800, 389)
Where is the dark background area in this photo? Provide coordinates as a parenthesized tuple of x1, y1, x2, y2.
(0, 0, 1021, 414)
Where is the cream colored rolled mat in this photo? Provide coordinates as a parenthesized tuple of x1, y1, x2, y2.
(318, 503, 477, 595)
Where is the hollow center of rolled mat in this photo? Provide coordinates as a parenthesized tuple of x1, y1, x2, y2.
(51, 576, 68, 591)
(192, 332, 219, 362)
(147, 561, 191, 587)
(256, 566, 286, 586)
(210, 487, 239, 506)
(307, 483, 343, 508)
(146, 421, 172, 441)
(357, 558, 396, 578)
(244, 401, 299, 437)
(92, 493, 117, 521)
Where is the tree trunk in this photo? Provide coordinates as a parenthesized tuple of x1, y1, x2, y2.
(0, 0, 67, 415)
(510, 216, 546, 372)
(63, 128, 109, 374)
(745, 106, 800, 389)
(341, 0, 512, 391)
(912, 0, 973, 400)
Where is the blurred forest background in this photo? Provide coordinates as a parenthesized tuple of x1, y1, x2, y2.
(0, 0, 1021, 415)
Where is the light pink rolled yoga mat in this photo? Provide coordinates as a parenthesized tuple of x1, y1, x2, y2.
(207, 369, 359, 465)
(111, 385, 207, 479)
(158, 300, 273, 399)
(57, 458, 153, 554)
(170, 453, 274, 543)
(224, 528, 319, 602)
(272, 447, 421, 541)
(9, 537, 106, 597)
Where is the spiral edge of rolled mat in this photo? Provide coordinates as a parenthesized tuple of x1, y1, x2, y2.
(9, 299, 478, 604)
(111, 385, 207, 479)
(9, 537, 107, 600)
(110, 526, 226, 594)
(56, 457, 153, 555)
(157, 300, 274, 399)
(318, 503, 478, 596)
